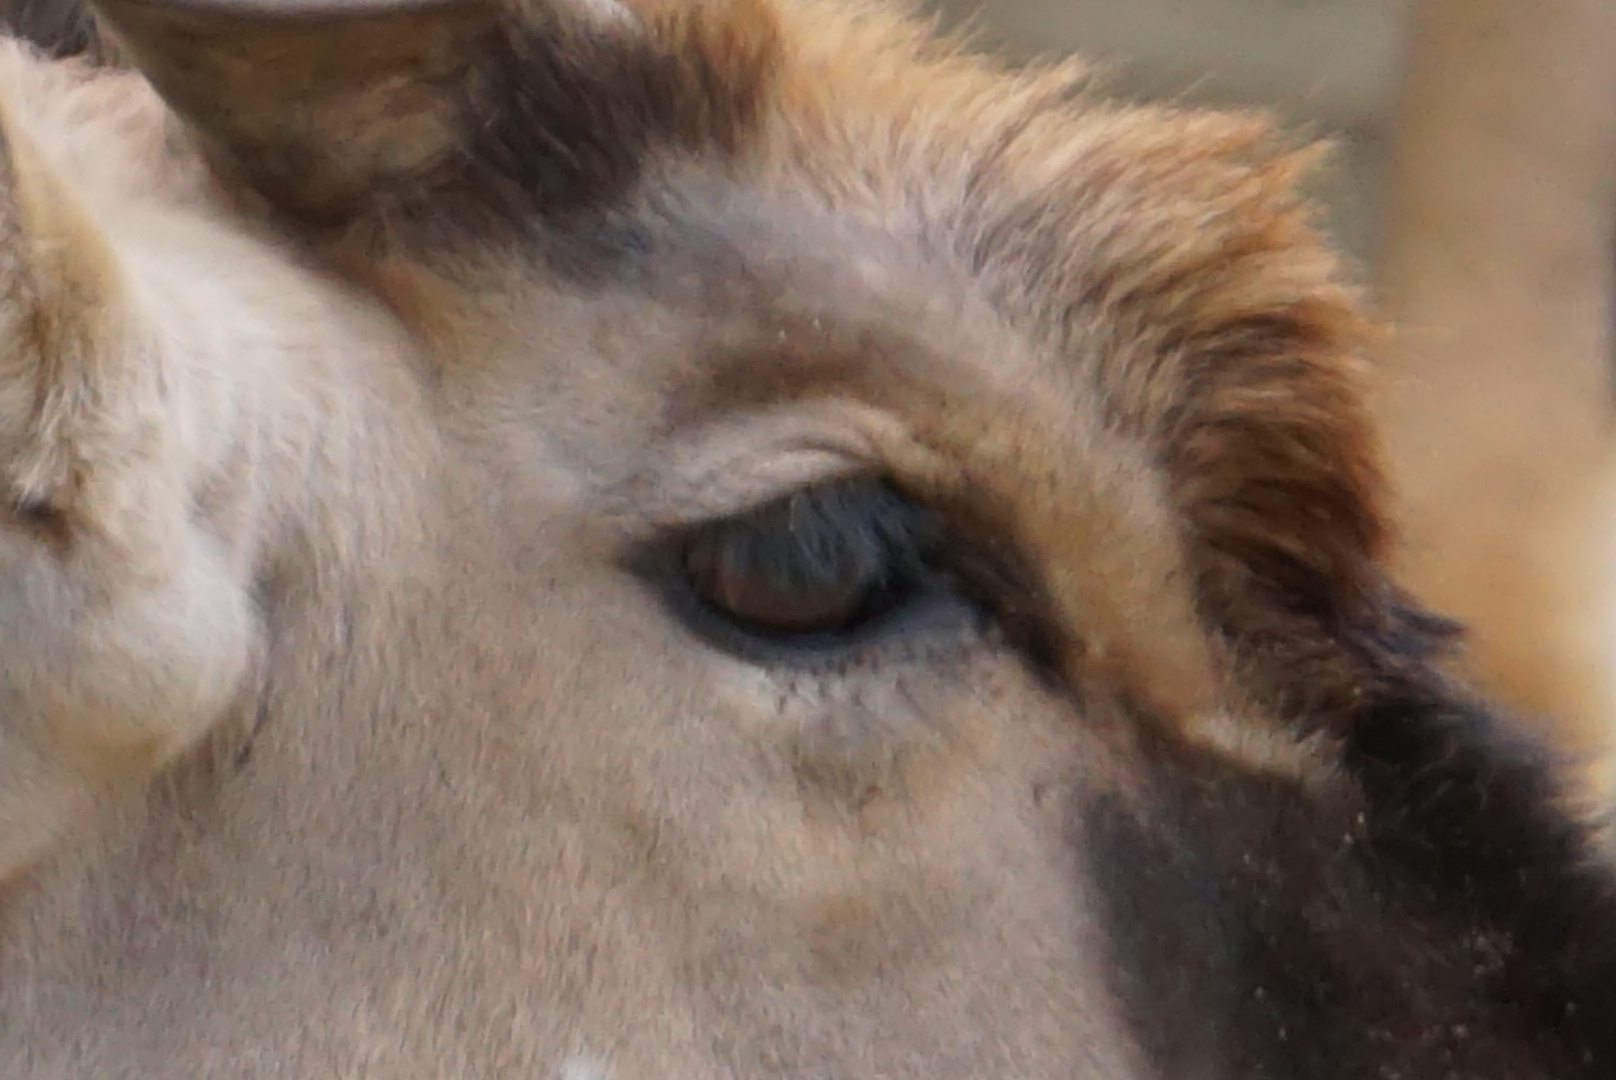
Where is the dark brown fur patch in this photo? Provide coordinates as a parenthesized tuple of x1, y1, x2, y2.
(80, 0, 779, 235)
(0, 0, 99, 58)
(455, 1, 779, 225)
(1088, 609, 1616, 1077)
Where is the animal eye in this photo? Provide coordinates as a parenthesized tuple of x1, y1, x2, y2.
(671, 478, 949, 651)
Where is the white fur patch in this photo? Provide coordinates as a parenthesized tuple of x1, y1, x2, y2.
(569, 0, 633, 25)
(560, 1056, 611, 1080)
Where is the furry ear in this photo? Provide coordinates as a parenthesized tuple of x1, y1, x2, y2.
(86, 0, 501, 225)
(0, 83, 265, 882)
(0, 84, 127, 420)
(88, 0, 780, 230)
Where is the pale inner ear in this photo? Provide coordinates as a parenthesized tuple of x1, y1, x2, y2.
(0, 87, 125, 400)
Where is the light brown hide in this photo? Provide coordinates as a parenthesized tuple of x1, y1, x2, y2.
(1377, 0, 1616, 794)
(0, 17, 1163, 1075)
(0, 0, 1600, 1075)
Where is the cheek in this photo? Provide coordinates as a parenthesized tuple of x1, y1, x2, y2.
(40, 530, 258, 761)
(651, 654, 1136, 1073)
(0, 526, 258, 874)
(598, 634, 1092, 920)
(446, 559, 1140, 1073)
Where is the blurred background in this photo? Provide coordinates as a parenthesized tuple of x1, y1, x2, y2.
(922, 0, 1409, 267)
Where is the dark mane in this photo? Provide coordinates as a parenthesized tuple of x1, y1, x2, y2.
(1345, 611, 1616, 1069)
(1090, 599, 1616, 1076)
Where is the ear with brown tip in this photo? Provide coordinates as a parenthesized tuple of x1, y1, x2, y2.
(88, 0, 781, 230)
(86, 0, 501, 226)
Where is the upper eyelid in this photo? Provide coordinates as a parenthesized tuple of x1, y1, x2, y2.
(604, 448, 873, 545)
(606, 404, 924, 535)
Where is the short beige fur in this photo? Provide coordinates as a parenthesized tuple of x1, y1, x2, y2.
(0, 1, 1587, 1076)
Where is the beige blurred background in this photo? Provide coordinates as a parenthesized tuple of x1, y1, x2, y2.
(923, 0, 1412, 264)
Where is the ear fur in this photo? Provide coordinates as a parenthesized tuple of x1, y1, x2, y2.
(87, 0, 501, 225)
(0, 83, 129, 450)
(89, 0, 780, 230)
(0, 83, 264, 880)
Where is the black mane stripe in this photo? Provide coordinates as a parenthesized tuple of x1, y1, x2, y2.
(1089, 599, 1616, 1077)
(1346, 625, 1616, 1069)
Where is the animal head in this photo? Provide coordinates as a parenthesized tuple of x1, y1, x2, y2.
(0, 1, 1613, 1076)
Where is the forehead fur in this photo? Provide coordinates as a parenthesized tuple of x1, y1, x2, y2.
(52, 0, 1386, 741)
(580, 0, 1382, 720)
(350, 0, 1384, 737)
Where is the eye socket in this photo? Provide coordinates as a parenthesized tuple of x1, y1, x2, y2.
(670, 477, 950, 650)
(638, 474, 1061, 670)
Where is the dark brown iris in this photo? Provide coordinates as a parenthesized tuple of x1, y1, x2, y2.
(684, 533, 872, 634)
(677, 480, 937, 640)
